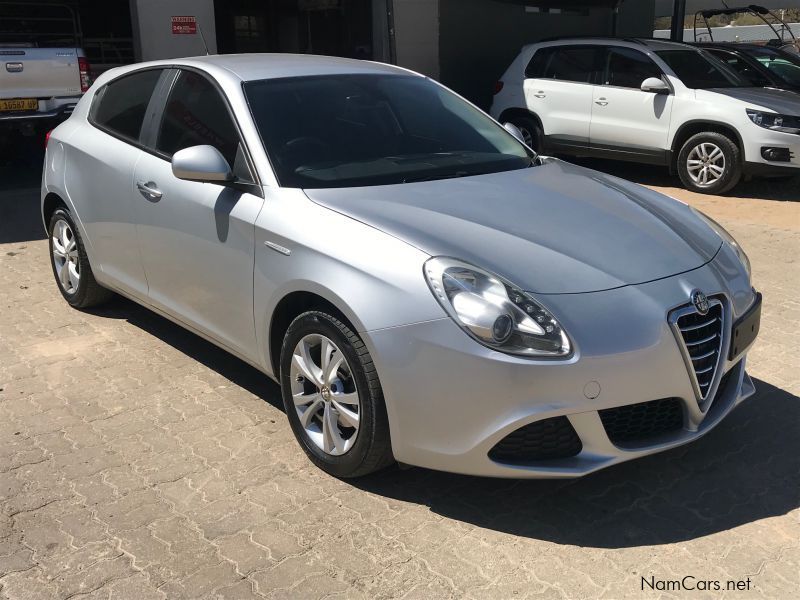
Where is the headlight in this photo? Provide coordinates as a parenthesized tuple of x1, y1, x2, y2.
(746, 109, 800, 135)
(424, 257, 571, 357)
(691, 208, 751, 281)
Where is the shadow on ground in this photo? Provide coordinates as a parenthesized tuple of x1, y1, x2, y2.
(88, 296, 800, 549)
(0, 147, 47, 244)
(571, 157, 800, 202)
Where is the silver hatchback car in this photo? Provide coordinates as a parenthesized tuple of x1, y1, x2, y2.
(42, 54, 761, 478)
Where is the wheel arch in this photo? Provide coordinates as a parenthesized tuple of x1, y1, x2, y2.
(671, 120, 744, 167)
(497, 107, 543, 130)
(42, 192, 68, 231)
(267, 290, 357, 378)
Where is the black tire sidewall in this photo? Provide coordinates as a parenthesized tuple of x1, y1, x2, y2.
(279, 312, 385, 478)
(48, 208, 90, 307)
(677, 132, 741, 194)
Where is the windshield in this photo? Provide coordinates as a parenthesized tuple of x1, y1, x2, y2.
(656, 49, 749, 88)
(244, 74, 534, 189)
(751, 47, 800, 87)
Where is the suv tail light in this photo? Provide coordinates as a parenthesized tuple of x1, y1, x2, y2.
(493, 81, 504, 95)
(45, 129, 53, 147)
(78, 57, 91, 93)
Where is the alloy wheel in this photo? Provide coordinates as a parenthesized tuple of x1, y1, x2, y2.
(289, 334, 361, 456)
(686, 142, 726, 188)
(52, 219, 80, 294)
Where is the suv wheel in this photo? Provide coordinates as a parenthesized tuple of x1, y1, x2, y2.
(507, 115, 543, 152)
(677, 132, 741, 194)
(48, 208, 114, 308)
(280, 311, 394, 478)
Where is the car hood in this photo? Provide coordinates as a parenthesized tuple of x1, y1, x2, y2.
(304, 159, 722, 294)
(704, 86, 800, 113)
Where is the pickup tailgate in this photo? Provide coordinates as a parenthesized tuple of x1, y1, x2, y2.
(0, 48, 81, 99)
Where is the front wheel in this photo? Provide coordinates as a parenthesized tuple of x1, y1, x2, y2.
(676, 132, 741, 194)
(280, 311, 393, 478)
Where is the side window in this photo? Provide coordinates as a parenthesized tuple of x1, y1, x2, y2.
(543, 47, 600, 83)
(156, 70, 240, 167)
(525, 48, 556, 78)
(708, 50, 772, 87)
(92, 69, 162, 141)
(605, 48, 663, 88)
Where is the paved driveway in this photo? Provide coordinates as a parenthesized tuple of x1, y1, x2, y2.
(1, 154, 798, 599)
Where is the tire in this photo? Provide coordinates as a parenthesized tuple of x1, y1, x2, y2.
(280, 311, 393, 478)
(48, 208, 114, 308)
(507, 114, 543, 153)
(677, 131, 741, 195)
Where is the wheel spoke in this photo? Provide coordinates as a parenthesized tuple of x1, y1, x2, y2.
(708, 164, 724, 176)
(67, 263, 79, 290)
(332, 391, 359, 405)
(709, 147, 723, 161)
(322, 403, 336, 453)
(332, 399, 359, 429)
(294, 390, 321, 408)
(323, 350, 344, 385)
(52, 236, 66, 256)
(299, 397, 323, 428)
(59, 259, 70, 287)
(292, 342, 323, 387)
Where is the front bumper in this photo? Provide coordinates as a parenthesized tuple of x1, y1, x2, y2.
(742, 125, 800, 173)
(364, 247, 758, 478)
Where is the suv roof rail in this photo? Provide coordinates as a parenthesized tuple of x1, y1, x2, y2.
(535, 35, 647, 45)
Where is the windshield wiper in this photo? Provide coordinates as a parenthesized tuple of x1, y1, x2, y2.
(402, 170, 472, 183)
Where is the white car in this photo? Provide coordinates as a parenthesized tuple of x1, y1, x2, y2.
(491, 37, 800, 194)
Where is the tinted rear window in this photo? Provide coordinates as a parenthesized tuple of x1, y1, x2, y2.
(92, 70, 162, 141)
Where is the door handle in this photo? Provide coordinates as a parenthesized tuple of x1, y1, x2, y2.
(136, 181, 162, 201)
(533, 91, 546, 98)
(595, 99, 609, 106)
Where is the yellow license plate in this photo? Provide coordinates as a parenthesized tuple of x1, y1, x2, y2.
(0, 98, 39, 112)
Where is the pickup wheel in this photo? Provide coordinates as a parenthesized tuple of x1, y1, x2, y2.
(505, 115, 543, 152)
(48, 208, 113, 308)
(677, 132, 741, 195)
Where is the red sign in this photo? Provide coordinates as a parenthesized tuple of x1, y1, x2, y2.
(171, 16, 197, 35)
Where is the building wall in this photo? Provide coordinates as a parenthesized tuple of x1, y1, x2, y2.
(438, 0, 654, 110)
(392, 0, 440, 78)
(130, 0, 217, 62)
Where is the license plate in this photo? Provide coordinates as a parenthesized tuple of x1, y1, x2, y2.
(729, 292, 762, 360)
(0, 98, 38, 112)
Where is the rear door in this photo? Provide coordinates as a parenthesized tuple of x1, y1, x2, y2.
(133, 69, 265, 359)
(63, 68, 165, 297)
(590, 46, 673, 160)
(523, 45, 601, 152)
(0, 48, 80, 100)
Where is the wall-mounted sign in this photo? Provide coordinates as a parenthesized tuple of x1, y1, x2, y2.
(171, 16, 197, 35)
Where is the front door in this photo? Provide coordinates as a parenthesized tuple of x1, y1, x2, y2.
(133, 69, 265, 359)
(590, 47, 673, 160)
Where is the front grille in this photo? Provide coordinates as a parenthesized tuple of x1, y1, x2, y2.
(674, 302, 724, 401)
(600, 397, 684, 446)
(489, 416, 582, 464)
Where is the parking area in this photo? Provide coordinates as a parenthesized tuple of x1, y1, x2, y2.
(0, 150, 798, 599)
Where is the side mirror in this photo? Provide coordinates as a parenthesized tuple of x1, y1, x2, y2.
(503, 122, 525, 144)
(641, 77, 670, 94)
(172, 145, 233, 183)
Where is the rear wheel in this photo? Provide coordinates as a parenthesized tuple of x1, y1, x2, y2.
(677, 132, 741, 194)
(280, 311, 393, 478)
(506, 115, 543, 153)
(48, 208, 113, 308)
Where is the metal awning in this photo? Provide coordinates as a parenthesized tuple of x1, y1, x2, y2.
(655, 0, 800, 17)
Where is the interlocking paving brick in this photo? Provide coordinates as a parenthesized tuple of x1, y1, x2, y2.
(1, 168, 798, 598)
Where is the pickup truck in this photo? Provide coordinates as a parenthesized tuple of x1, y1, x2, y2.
(0, 46, 90, 135)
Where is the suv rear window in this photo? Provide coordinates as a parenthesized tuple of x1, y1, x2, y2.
(92, 69, 162, 142)
(526, 47, 600, 83)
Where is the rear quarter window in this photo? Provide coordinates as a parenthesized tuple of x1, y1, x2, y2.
(91, 69, 162, 142)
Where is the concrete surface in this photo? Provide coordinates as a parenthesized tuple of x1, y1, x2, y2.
(0, 154, 798, 599)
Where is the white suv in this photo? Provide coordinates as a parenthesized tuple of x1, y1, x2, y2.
(491, 38, 800, 194)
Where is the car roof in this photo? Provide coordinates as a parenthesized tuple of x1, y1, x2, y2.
(152, 53, 413, 82)
(524, 37, 696, 52)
